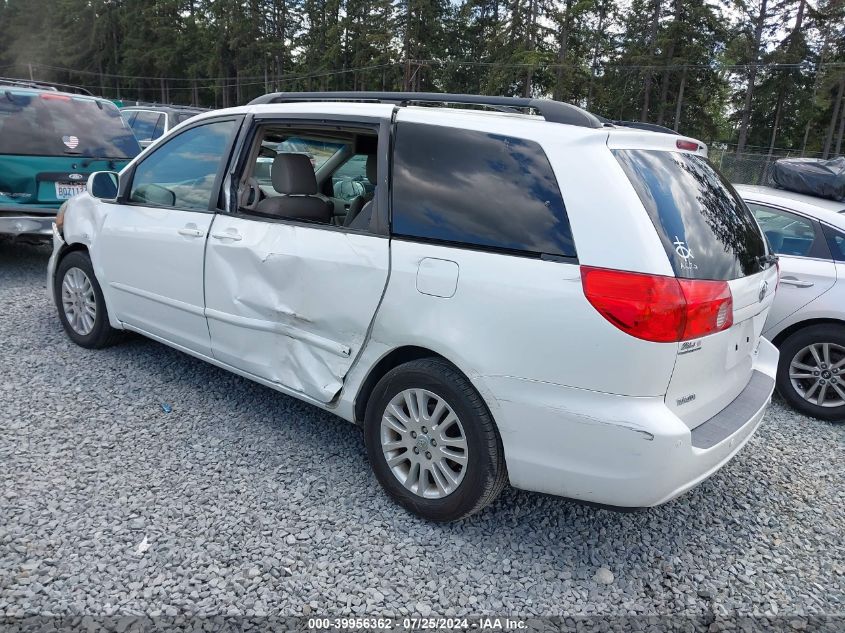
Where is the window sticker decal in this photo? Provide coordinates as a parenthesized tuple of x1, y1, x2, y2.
(673, 236, 698, 271)
(62, 135, 80, 150)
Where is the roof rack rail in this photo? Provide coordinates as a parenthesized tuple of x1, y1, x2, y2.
(248, 91, 604, 129)
(120, 100, 210, 111)
(0, 76, 94, 96)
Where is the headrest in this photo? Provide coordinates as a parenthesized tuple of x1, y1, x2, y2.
(354, 135, 378, 155)
(366, 154, 377, 184)
(271, 153, 317, 195)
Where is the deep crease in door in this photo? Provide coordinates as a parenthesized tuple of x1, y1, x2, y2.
(204, 217, 390, 402)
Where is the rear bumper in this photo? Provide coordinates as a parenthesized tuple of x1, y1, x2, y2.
(0, 214, 54, 236)
(482, 338, 778, 508)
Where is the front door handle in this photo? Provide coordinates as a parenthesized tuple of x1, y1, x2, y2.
(780, 277, 814, 288)
(177, 224, 204, 238)
(211, 231, 242, 242)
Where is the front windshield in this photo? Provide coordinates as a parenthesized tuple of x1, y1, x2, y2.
(254, 137, 345, 186)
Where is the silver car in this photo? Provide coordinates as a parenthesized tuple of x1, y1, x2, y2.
(736, 184, 845, 421)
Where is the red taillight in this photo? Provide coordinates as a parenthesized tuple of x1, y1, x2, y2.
(676, 139, 700, 151)
(678, 277, 733, 339)
(581, 267, 733, 343)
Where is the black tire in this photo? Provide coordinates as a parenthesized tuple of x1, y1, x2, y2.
(363, 358, 507, 521)
(54, 250, 121, 349)
(776, 324, 845, 422)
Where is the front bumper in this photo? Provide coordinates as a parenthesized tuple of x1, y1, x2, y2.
(0, 214, 54, 236)
(482, 338, 778, 508)
(46, 223, 65, 305)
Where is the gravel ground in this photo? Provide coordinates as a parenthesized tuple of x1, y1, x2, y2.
(1, 238, 843, 620)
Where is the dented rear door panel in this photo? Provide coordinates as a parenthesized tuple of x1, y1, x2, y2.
(203, 215, 389, 403)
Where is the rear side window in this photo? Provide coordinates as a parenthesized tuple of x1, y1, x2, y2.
(129, 111, 165, 142)
(392, 122, 576, 258)
(614, 150, 767, 280)
(0, 92, 139, 159)
(823, 225, 845, 262)
(747, 202, 829, 259)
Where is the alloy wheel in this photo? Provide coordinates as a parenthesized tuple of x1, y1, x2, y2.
(380, 388, 469, 499)
(789, 342, 845, 408)
(61, 267, 97, 336)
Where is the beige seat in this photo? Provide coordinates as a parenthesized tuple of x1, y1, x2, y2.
(255, 153, 333, 223)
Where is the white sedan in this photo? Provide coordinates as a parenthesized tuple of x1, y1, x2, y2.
(736, 184, 845, 421)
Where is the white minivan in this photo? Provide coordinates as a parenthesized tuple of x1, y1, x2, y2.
(48, 92, 779, 521)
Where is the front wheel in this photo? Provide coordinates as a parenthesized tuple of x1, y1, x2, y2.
(54, 250, 120, 349)
(363, 358, 507, 521)
(777, 324, 845, 422)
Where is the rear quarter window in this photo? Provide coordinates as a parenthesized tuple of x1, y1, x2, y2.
(614, 149, 767, 280)
(391, 122, 576, 258)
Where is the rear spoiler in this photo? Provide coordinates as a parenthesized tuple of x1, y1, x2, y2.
(595, 115, 679, 136)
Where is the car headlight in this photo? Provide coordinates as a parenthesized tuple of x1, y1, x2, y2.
(55, 201, 68, 236)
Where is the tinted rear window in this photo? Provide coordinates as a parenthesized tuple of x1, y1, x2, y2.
(392, 122, 576, 258)
(823, 224, 845, 262)
(0, 92, 140, 159)
(614, 149, 767, 280)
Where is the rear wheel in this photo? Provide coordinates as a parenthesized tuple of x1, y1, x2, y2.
(777, 324, 845, 422)
(54, 250, 120, 349)
(363, 358, 507, 521)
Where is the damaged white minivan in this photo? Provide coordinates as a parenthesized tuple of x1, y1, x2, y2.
(48, 92, 779, 521)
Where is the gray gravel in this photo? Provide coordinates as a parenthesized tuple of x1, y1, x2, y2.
(1, 238, 843, 619)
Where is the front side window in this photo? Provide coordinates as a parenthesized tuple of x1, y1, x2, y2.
(129, 119, 236, 210)
(614, 149, 767, 280)
(391, 122, 576, 258)
(747, 203, 819, 258)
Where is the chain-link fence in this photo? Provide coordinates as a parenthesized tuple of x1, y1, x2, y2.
(708, 143, 832, 186)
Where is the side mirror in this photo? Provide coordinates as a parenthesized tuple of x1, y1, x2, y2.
(87, 171, 119, 200)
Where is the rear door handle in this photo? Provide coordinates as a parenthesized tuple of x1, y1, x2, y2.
(177, 225, 204, 238)
(211, 231, 242, 242)
(780, 277, 814, 288)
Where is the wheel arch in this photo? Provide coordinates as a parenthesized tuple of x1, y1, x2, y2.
(771, 318, 845, 347)
(353, 345, 464, 425)
(53, 241, 123, 332)
(57, 241, 90, 262)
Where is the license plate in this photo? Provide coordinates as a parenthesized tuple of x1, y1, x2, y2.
(55, 182, 86, 200)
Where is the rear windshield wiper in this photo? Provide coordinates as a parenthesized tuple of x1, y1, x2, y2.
(81, 157, 117, 168)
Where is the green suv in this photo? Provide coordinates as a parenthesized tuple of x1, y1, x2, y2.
(0, 79, 140, 237)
